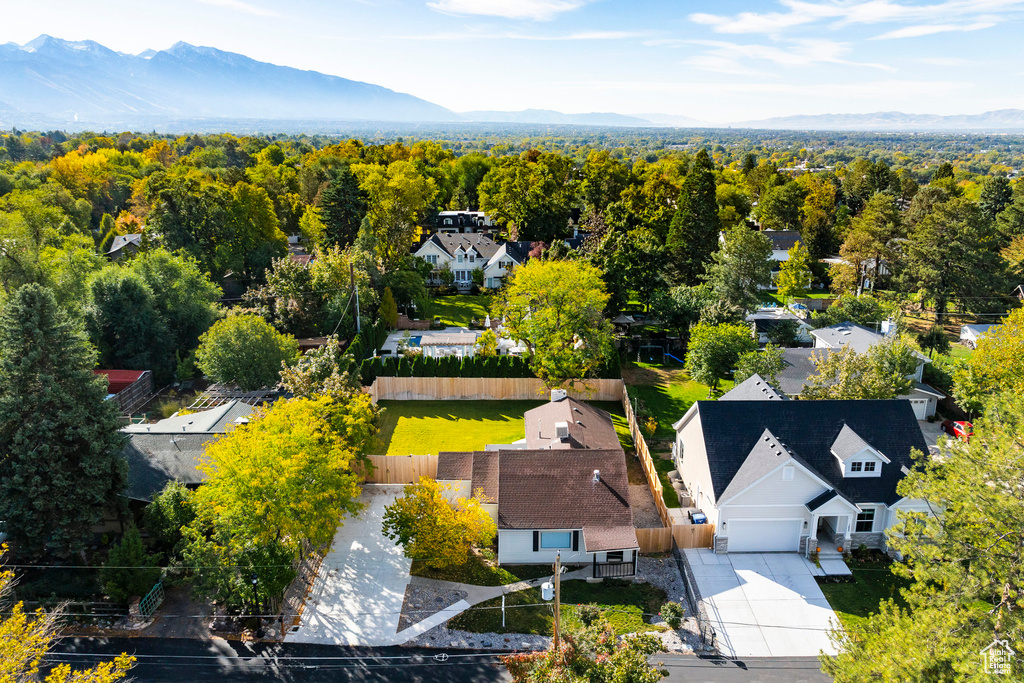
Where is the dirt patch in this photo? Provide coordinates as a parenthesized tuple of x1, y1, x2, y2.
(622, 362, 688, 388)
(142, 584, 213, 639)
(397, 583, 467, 632)
(629, 483, 663, 529)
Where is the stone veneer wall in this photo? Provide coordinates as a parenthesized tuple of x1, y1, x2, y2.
(847, 531, 885, 549)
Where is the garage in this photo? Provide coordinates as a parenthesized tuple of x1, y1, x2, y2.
(726, 519, 802, 552)
(909, 398, 928, 420)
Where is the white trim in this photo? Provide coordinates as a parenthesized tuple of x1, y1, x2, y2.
(672, 402, 700, 432)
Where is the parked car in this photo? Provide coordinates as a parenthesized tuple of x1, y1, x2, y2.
(941, 420, 973, 441)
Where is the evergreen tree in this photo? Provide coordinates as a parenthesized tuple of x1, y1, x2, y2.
(86, 267, 170, 375)
(703, 224, 773, 311)
(978, 175, 1014, 224)
(319, 165, 367, 248)
(666, 149, 720, 285)
(0, 284, 126, 557)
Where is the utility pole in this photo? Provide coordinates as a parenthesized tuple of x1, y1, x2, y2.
(553, 552, 562, 651)
(350, 263, 361, 334)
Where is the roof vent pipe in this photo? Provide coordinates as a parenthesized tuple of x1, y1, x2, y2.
(592, 469, 601, 483)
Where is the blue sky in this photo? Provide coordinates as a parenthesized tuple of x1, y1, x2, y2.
(2, 0, 1024, 122)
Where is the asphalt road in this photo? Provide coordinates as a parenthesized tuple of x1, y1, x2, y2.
(46, 637, 833, 682)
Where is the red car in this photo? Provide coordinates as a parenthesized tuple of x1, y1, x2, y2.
(941, 420, 973, 441)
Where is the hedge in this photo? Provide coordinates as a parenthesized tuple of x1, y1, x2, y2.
(347, 320, 388, 364)
(359, 350, 622, 385)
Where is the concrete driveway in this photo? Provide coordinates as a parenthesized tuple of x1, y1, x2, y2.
(685, 549, 840, 658)
(287, 485, 412, 646)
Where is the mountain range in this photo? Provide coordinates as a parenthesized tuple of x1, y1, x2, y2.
(1, 36, 1022, 133)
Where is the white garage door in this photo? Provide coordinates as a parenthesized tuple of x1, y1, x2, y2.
(727, 519, 802, 552)
(909, 399, 928, 419)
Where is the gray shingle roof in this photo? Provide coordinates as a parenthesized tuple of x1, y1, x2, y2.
(805, 490, 839, 512)
(810, 322, 883, 354)
(423, 232, 502, 260)
(763, 230, 802, 251)
(524, 398, 621, 450)
(777, 347, 827, 396)
(720, 374, 787, 402)
(830, 424, 873, 462)
(695, 399, 928, 506)
(717, 429, 813, 503)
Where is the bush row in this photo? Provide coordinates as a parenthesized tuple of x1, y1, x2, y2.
(347, 319, 389, 363)
(359, 350, 622, 385)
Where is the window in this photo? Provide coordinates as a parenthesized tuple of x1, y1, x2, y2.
(850, 461, 863, 472)
(444, 218, 453, 225)
(540, 531, 572, 549)
(782, 466, 794, 481)
(469, 254, 476, 263)
(455, 270, 469, 282)
(456, 254, 464, 264)
(863, 461, 877, 472)
(856, 509, 875, 533)
(424, 254, 438, 265)
(606, 551, 624, 563)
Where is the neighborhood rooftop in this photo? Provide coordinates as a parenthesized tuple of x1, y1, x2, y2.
(523, 396, 621, 450)
(720, 373, 787, 401)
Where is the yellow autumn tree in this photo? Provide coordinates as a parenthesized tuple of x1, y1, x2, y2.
(381, 478, 497, 569)
(0, 550, 135, 682)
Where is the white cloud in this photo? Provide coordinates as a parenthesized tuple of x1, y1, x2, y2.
(690, 0, 1024, 34)
(682, 38, 896, 73)
(426, 0, 589, 21)
(872, 20, 996, 38)
(193, 0, 278, 17)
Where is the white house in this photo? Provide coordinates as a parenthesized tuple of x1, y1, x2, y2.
(745, 308, 814, 345)
(413, 233, 530, 290)
(762, 230, 803, 262)
(808, 322, 942, 418)
(671, 397, 931, 556)
(960, 323, 1000, 349)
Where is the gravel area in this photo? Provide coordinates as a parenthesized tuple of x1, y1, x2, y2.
(397, 584, 467, 632)
(404, 623, 551, 651)
(633, 555, 700, 653)
(629, 484, 663, 529)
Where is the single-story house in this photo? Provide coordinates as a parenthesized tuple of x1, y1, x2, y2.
(95, 369, 154, 415)
(762, 229, 802, 262)
(745, 308, 814, 345)
(774, 346, 944, 418)
(107, 233, 142, 261)
(122, 399, 256, 502)
(436, 391, 638, 576)
(671, 399, 931, 555)
(960, 323, 1000, 349)
(436, 449, 639, 575)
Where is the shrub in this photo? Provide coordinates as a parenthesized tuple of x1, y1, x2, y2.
(575, 603, 602, 626)
(100, 523, 162, 604)
(660, 601, 684, 629)
(143, 481, 197, 559)
(642, 417, 658, 438)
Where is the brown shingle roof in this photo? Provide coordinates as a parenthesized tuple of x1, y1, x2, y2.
(436, 451, 473, 481)
(524, 398, 621, 450)
(435, 448, 637, 553)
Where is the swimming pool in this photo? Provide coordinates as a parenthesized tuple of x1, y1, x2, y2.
(407, 336, 422, 346)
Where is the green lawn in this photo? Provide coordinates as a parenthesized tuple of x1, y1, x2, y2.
(757, 291, 834, 305)
(448, 579, 667, 636)
(624, 363, 732, 441)
(377, 400, 543, 454)
(429, 295, 492, 327)
(819, 554, 911, 632)
(411, 554, 555, 587)
(653, 456, 680, 508)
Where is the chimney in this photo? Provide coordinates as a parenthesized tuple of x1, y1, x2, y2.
(550, 388, 568, 402)
(592, 469, 601, 483)
(555, 421, 569, 440)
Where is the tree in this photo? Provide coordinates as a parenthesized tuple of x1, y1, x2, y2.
(753, 181, 806, 231)
(685, 322, 757, 396)
(823, 392, 1024, 682)
(127, 249, 221, 356)
(86, 267, 170, 375)
(0, 284, 126, 557)
(811, 293, 896, 329)
(766, 319, 800, 346)
(953, 307, 1024, 411)
(703, 224, 773, 311)
(181, 395, 376, 606)
(382, 478, 496, 569)
(796, 172, 837, 259)
(666, 149, 720, 285)
(224, 182, 289, 282)
(354, 160, 436, 271)
(195, 314, 299, 390)
(802, 338, 917, 400)
(834, 193, 902, 294)
(143, 481, 196, 559)
(715, 182, 751, 228)
(100, 523, 162, 603)
(900, 197, 1009, 323)
(978, 175, 1014, 224)
(502, 617, 664, 683)
(499, 260, 614, 387)
(379, 286, 398, 329)
(734, 344, 786, 385)
(916, 325, 950, 359)
(776, 240, 812, 301)
(278, 336, 359, 398)
(475, 328, 498, 357)
(1, 557, 135, 682)
(649, 284, 714, 343)
(318, 165, 366, 248)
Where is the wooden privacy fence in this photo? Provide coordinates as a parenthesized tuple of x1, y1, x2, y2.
(635, 524, 715, 553)
(621, 386, 673, 528)
(362, 454, 438, 484)
(368, 377, 624, 402)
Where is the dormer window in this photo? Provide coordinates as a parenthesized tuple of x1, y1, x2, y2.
(851, 462, 862, 472)
(863, 461, 876, 472)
